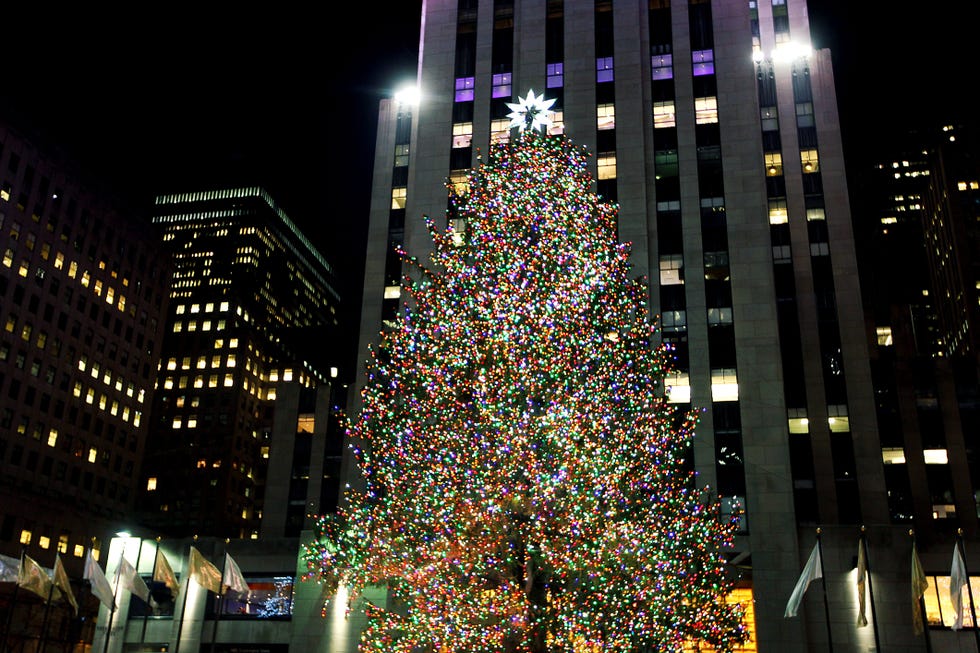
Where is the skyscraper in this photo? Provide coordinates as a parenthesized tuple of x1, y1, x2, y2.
(349, 0, 934, 648)
(0, 118, 172, 573)
(137, 187, 343, 540)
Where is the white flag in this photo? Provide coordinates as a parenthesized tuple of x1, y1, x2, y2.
(857, 538, 869, 627)
(84, 550, 115, 609)
(784, 541, 822, 618)
(222, 553, 249, 596)
(116, 556, 151, 604)
(54, 554, 78, 614)
(951, 543, 968, 630)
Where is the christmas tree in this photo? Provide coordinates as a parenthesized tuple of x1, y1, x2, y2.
(304, 91, 748, 652)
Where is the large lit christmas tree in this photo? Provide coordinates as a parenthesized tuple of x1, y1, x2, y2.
(304, 91, 748, 652)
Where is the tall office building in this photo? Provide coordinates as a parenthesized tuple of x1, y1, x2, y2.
(860, 124, 980, 538)
(0, 119, 172, 570)
(137, 187, 343, 540)
(348, 1, 976, 650)
(0, 117, 171, 650)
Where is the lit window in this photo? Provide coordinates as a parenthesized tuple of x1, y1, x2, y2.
(666, 371, 690, 404)
(653, 102, 675, 128)
(146, 477, 158, 491)
(229, 338, 239, 348)
(827, 405, 849, 432)
(384, 285, 401, 299)
(449, 170, 469, 194)
(209, 375, 218, 388)
(173, 321, 183, 333)
(88, 448, 97, 463)
(707, 307, 733, 325)
(455, 76, 475, 102)
(765, 152, 783, 176)
(73, 544, 84, 558)
(801, 149, 819, 173)
(597, 104, 615, 130)
(546, 62, 564, 88)
(57, 535, 69, 554)
(172, 417, 182, 429)
(806, 207, 826, 222)
(788, 409, 809, 434)
(220, 301, 230, 311)
(711, 368, 739, 402)
(659, 255, 684, 285)
(391, 187, 407, 210)
(547, 110, 565, 136)
(809, 242, 829, 256)
(394, 143, 410, 167)
(47, 429, 58, 447)
(660, 310, 687, 333)
(924, 449, 949, 465)
(597, 153, 617, 180)
(768, 198, 788, 224)
(694, 96, 718, 124)
(492, 72, 512, 98)
(651, 54, 673, 80)
(225, 374, 235, 387)
(20, 530, 32, 545)
(452, 122, 473, 148)
(876, 326, 893, 346)
(596, 56, 614, 83)
(190, 304, 200, 314)
(227, 354, 236, 367)
(490, 119, 511, 144)
(39, 536, 51, 550)
(692, 49, 714, 76)
(881, 447, 905, 465)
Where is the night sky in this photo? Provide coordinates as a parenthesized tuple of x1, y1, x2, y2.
(0, 2, 974, 352)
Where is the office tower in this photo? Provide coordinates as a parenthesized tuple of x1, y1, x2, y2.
(347, 0, 950, 649)
(137, 187, 343, 540)
(0, 120, 171, 570)
(861, 123, 980, 536)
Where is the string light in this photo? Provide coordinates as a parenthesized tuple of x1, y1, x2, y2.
(303, 128, 748, 652)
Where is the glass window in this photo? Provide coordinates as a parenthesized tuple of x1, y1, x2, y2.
(653, 102, 676, 129)
(596, 104, 616, 130)
(597, 153, 617, 180)
(692, 49, 714, 76)
(694, 96, 718, 124)
(596, 56, 614, 83)
(452, 123, 473, 148)
(492, 72, 512, 99)
(766, 152, 783, 176)
(455, 77, 475, 102)
(394, 143, 410, 167)
(490, 119, 511, 144)
(666, 371, 690, 404)
(801, 149, 819, 173)
(391, 187, 407, 210)
(652, 54, 673, 81)
(796, 102, 814, 128)
(768, 198, 788, 224)
(547, 62, 564, 88)
(711, 368, 739, 402)
(659, 255, 684, 285)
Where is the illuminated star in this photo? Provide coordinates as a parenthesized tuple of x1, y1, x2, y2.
(505, 89, 557, 133)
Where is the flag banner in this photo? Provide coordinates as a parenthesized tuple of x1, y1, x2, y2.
(54, 554, 78, 614)
(84, 550, 115, 609)
(951, 543, 968, 630)
(0, 553, 19, 583)
(117, 556, 151, 604)
(188, 546, 221, 594)
(17, 554, 53, 600)
(911, 542, 929, 635)
(153, 549, 180, 599)
(784, 542, 822, 618)
(856, 538, 868, 627)
(223, 552, 249, 597)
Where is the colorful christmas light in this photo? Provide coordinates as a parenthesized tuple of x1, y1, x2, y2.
(303, 129, 748, 652)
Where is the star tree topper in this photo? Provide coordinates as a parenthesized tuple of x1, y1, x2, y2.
(505, 89, 557, 133)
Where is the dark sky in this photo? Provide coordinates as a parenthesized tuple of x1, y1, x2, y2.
(0, 2, 974, 336)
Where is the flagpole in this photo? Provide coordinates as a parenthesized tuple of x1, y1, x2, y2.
(140, 537, 161, 645)
(816, 528, 834, 653)
(174, 539, 195, 653)
(860, 526, 882, 653)
(956, 529, 980, 652)
(102, 541, 125, 653)
(911, 531, 933, 653)
(38, 555, 58, 653)
(210, 539, 230, 653)
(1, 548, 25, 652)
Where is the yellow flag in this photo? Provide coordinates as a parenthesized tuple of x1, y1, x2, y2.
(911, 543, 929, 635)
(54, 554, 78, 614)
(153, 549, 180, 599)
(188, 546, 221, 594)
